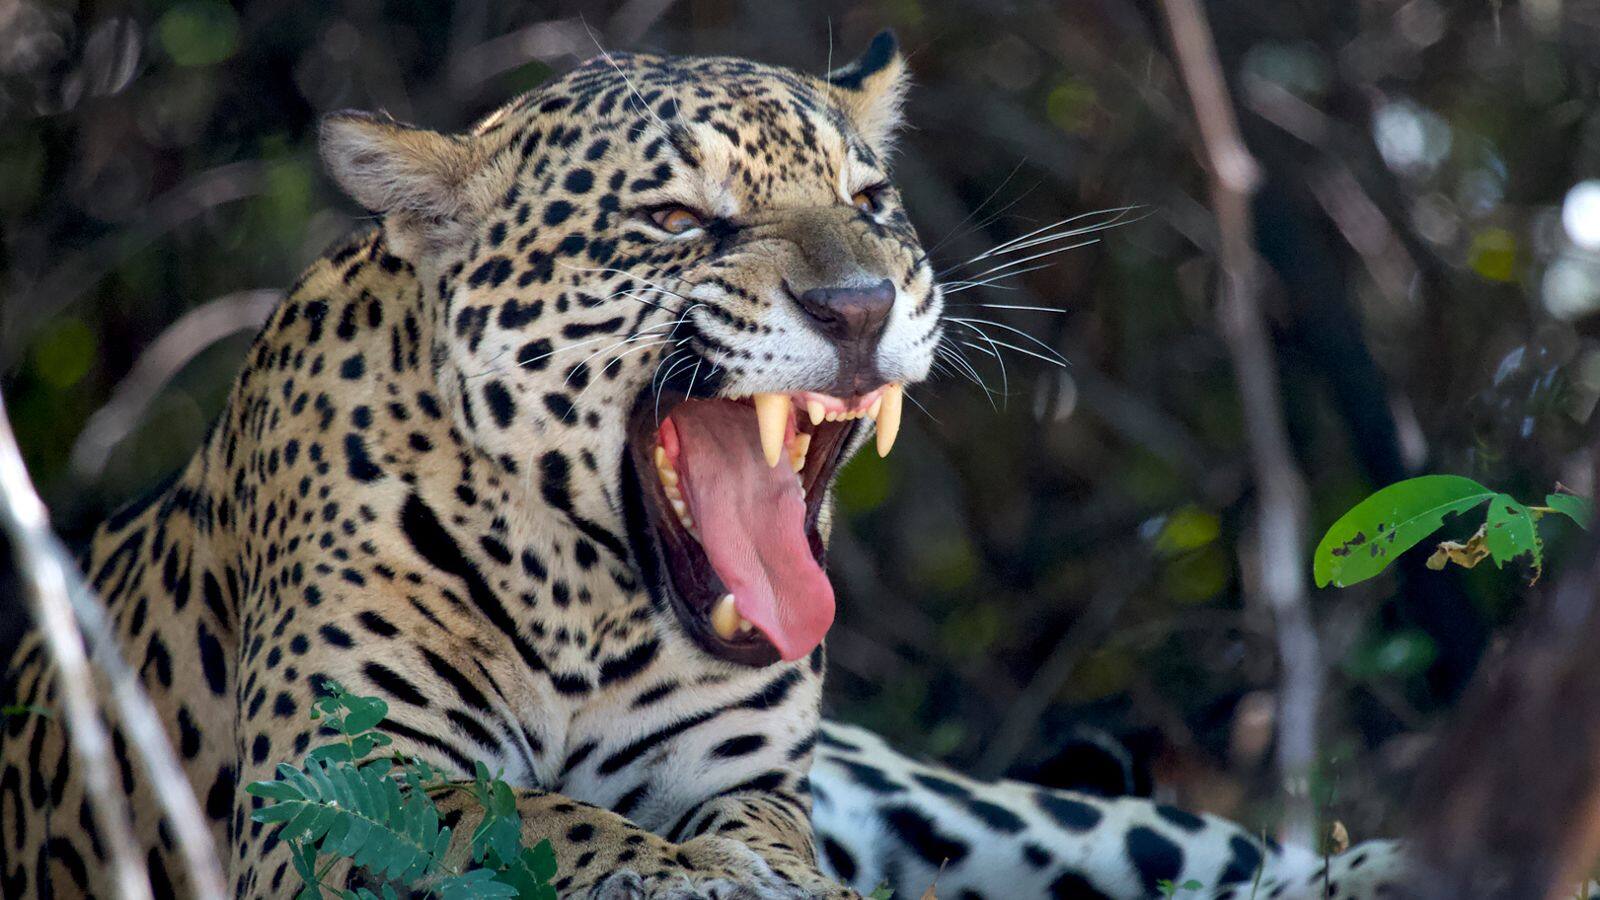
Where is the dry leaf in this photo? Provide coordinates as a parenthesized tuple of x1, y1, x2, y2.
(1328, 820, 1350, 855)
(1426, 523, 1489, 571)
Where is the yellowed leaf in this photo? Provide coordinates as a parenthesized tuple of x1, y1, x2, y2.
(1328, 820, 1350, 855)
(1426, 524, 1490, 571)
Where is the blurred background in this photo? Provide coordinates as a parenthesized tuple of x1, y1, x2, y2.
(5, 0, 1600, 843)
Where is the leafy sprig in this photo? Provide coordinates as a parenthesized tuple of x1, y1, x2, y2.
(1313, 475, 1593, 588)
(245, 680, 557, 900)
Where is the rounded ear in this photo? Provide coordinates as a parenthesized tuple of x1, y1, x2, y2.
(320, 110, 489, 251)
(827, 30, 911, 156)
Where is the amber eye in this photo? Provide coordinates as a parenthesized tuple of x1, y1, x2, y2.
(649, 206, 705, 234)
(851, 185, 886, 215)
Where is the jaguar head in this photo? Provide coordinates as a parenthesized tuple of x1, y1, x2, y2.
(320, 32, 940, 667)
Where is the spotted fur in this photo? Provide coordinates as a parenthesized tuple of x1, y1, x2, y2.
(4, 35, 1413, 900)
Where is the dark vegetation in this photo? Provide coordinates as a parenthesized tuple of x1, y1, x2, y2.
(5, 0, 1600, 847)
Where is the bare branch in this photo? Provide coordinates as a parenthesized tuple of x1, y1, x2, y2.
(978, 549, 1142, 778)
(69, 289, 282, 481)
(1159, 0, 1323, 849)
(0, 392, 226, 899)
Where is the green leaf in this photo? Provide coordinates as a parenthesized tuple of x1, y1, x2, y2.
(307, 742, 354, 764)
(341, 696, 389, 734)
(525, 840, 557, 882)
(289, 840, 318, 884)
(436, 868, 520, 900)
(1313, 475, 1495, 588)
(246, 779, 304, 802)
(868, 885, 895, 900)
(1484, 494, 1541, 573)
(1546, 493, 1594, 529)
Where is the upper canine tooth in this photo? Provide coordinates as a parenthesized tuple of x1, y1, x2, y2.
(712, 593, 740, 640)
(753, 393, 789, 468)
(876, 383, 904, 457)
(808, 399, 825, 425)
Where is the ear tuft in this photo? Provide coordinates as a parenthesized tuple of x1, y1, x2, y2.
(320, 111, 487, 247)
(827, 30, 910, 155)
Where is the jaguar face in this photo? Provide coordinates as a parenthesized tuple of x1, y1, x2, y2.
(321, 32, 940, 667)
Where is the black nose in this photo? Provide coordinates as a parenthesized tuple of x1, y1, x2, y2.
(794, 279, 895, 345)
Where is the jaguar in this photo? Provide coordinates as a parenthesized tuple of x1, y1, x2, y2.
(2, 32, 1410, 899)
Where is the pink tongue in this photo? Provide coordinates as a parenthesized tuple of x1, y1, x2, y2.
(668, 400, 835, 662)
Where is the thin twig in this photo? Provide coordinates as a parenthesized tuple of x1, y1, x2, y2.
(1159, 0, 1323, 850)
(978, 551, 1143, 778)
(1, 161, 271, 369)
(0, 393, 227, 899)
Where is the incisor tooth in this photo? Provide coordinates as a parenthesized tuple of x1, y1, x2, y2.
(654, 446, 668, 469)
(808, 399, 825, 425)
(876, 383, 903, 457)
(712, 593, 740, 640)
(753, 393, 788, 468)
(869, 395, 883, 419)
(738, 618, 754, 634)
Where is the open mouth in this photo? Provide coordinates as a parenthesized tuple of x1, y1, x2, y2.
(624, 383, 904, 666)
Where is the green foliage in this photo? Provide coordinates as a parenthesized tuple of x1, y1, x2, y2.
(867, 885, 896, 900)
(157, 1, 241, 67)
(1156, 878, 1203, 897)
(1313, 475, 1496, 588)
(1313, 475, 1591, 588)
(1546, 493, 1595, 529)
(245, 680, 557, 900)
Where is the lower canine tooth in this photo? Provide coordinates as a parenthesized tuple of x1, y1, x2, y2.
(876, 383, 904, 457)
(789, 432, 811, 473)
(753, 393, 789, 468)
(712, 593, 740, 640)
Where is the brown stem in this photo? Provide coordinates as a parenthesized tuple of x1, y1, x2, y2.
(1159, 0, 1323, 848)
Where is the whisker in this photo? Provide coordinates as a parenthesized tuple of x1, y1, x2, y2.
(946, 303, 1069, 314)
(904, 389, 938, 424)
(580, 21, 670, 134)
(942, 238, 1100, 284)
(954, 335, 1067, 369)
(936, 341, 999, 408)
(919, 162, 1032, 261)
(569, 338, 675, 406)
(945, 316, 1069, 365)
(955, 321, 1009, 400)
(953, 205, 1142, 269)
(940, 262, 1056, 295)
(653, 352, 700, 424)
